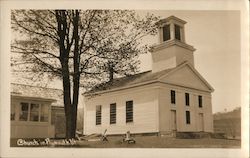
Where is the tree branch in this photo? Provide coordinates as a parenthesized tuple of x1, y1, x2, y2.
(11, 45, 59, 59)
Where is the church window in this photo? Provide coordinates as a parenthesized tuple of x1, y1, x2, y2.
(185, 93, 190, 106)
(198, 95, 203, 108)
(110, 103, 116, 124)
(126, 101, 133, 123)
(96, 105, 102, 125)
(186, 111, 191, 124)
(171, 90, 176, 104)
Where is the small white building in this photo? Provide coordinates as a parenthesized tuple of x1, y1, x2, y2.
(11, 83, 64, 138)
(83, 16, 214, 136)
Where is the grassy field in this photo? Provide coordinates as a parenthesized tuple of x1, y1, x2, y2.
(11, 136, 241, 148)
(76, 136, 241, 148)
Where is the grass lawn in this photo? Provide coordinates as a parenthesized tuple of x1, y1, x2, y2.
(76, 136, 241, 148)
(10, 136, 241, 148)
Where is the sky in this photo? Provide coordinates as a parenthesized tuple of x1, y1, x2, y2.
(137, 10, 241, 113)
(11, 10, 241, 113)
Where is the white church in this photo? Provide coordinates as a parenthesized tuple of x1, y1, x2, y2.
(83, 16, 214, 136)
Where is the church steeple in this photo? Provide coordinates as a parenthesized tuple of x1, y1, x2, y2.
(150, 16, 196, 73)
(159, 16, 186, 43)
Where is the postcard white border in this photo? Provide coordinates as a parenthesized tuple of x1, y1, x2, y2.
(0, 0, 249, 158)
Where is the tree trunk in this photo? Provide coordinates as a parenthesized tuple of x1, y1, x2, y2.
(56, 10, 76, 139)
(56, 10, 81, 139)
(70, 10, 80, 138)
(62, 63, 74, 139)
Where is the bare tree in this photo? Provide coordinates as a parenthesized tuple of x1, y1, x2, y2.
(11, 10, 158, 138)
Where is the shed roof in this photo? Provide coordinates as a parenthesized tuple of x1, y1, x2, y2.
(11, 83, 63, 107)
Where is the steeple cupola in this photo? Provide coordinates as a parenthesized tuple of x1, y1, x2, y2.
(150, 16, 196, 73)
(159, 15, 186, 43)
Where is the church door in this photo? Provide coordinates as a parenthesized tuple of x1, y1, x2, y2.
(171, 110, 177, 131)
(198, 113, 204, 131)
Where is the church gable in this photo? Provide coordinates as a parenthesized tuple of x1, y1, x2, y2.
(159, 63, 214, 92)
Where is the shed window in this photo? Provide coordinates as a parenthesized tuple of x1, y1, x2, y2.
(110, 103, 116, 124)
(163, 25, 170, 41)
(14, 102, 49, 122)
(19, 102, 29, 121)
(96, 105, 102, 125)
(11, 104, 15, 121)
(186, 111, 191, 124)
(40, 104, 49, 122)
(185, 93, 189, 106)
(126, 101, 133, 123)
(30, 103, 39, 121)
(174, 24, 181, 40)
(198, 95, 203, 107)
(171, 90, 176, 104)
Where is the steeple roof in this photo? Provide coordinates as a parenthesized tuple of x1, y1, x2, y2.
(156, 15, 187, 26)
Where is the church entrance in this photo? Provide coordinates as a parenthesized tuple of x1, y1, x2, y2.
(171, 110, 177, 131)
(198, 113, 204, 131)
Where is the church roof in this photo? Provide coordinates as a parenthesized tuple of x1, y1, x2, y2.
(85, 62, 214, 95)
(11, 83, 64, 107)
(85, 68, 174, 94)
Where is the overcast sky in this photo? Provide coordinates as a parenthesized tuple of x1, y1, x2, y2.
(137, 10, 241, 113)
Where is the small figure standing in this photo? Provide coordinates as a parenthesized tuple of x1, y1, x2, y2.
(123, 131, 136, 144)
